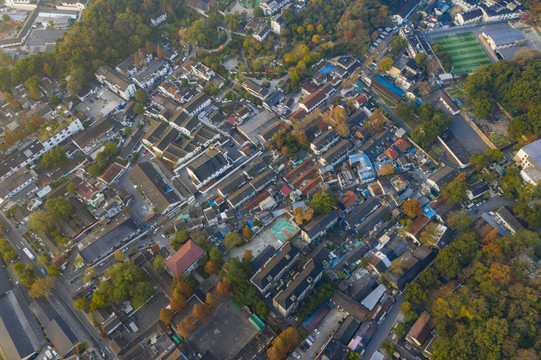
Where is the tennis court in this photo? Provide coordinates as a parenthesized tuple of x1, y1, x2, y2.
(270, 219, 298, 242)
(433, 33, 492, 75)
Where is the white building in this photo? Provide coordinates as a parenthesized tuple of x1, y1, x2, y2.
(514, 139, 541, 185)
(150, 13, 167, 26)
(260, 0, 290, 16)
(56, 0, 86, 11)
(5, 0, 37, 10)
(41, 118, 84, 150)
(481, 28, 527, 50)
(95, 66, 136, 100)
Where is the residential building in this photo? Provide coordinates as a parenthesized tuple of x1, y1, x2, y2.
(392, 0, 418, 24)
(0, 169, 37, 205)
(301, 210, 339, 243)
(40, 117, 84, 150)
(480, 3, 522, 21)
(406, 312, 432, 347)
(467, 180, 490, 200)
(71, 117, 114, 154)
(494, 206, 524, 234)
(514, 138, 541, 185)
(481, 28, 527, 50)
(56, 0, 86, 11)
(150, 13, 167, 26)
(182, 92, 212, 117)
(310, 129, 339, 155)
(242, 79, 270, 100)
(319, 140, 353, 166)
(164, 239, 205, 276)
(0, 140, 45, 182)
(130, 162, 182, 214)
(273, 259, 323, 316)
(426, 166, 458, 191)
(349, 152, 376, 183)
(5, 0, 37, 10)
(251, 242, 299, 294)
(360, 284, 386, 311)
(116, 49, 152, 77)
(95, 66, 136, 100)
(192, 62, 215, 81)
(169, 110, 200, 136)
(452, 0, 477, 11)
(132, 57, 171, 90)
(227, 182, 256, 208)
(456, 8, 483, 24)
(186, 148, 231, 189)
(271, 13, 285, 34)
(253, 25, 271, 42)
(299, 89, 327, 113)
(260, 0, 290, 15)
(439, 90, 461, 115)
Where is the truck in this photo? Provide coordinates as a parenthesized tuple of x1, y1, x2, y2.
(23, 247, 35, 260)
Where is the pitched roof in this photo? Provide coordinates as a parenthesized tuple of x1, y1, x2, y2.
(164, 239, 205, 275)
(72, 117, 114, 149)
(251, 242, 298, 291)
(129, 162, 180, 213)
(274, 259, 322, 311)
(300, 88, 326, 111)
(98, 163, 124, 184)
(407, 312, 432, 345)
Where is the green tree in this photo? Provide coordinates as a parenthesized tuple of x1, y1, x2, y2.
(134, 89, 148, 103)
(66, 181, 77, 194)
(73, 297, 88, 310)
(402, 198, 423, 219)
(29, 277, 55, 298)
(440, 174, 467, 205)
(378, 57, 394, 71)
(45, 197, 73, 219)
(171, 231, 189, 250)
(446, 209, 472, 230)
(311, 191, 338, 215)
(153, 255, 165, 273)
(253, 6, 264, 18)
(224, 232, 243, 249)
(13, 262, 35, 288)
(47, 265, 60, 276)
(28, 210, 55, 233)
(134, 103, 145, 114)
(37, 254, 51, 268)
(41, 147, 67, 168)
(415, 52, 427, 66)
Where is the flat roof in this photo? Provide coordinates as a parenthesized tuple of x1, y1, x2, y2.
(483, 28, 525, 46)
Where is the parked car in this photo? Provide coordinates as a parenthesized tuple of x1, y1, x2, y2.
(292, 352, 301, 359)
(314, 328, 320, 335)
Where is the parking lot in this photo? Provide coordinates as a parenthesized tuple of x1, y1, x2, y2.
(75, 88, 123, 121)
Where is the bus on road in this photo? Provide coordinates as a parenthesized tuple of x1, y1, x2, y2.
(23, 247, 35, 260)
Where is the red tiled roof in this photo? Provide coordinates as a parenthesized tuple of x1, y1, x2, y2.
(165, 239, 205, 275)
(356, 94, 368, 105)
(280, 184, 292, 196)
(394, 138, 409, 153)
(384, 147, 399, 161)
(337, 190, 358, 214)
(407, 215, 430, 237)
(288, 108, 308, 121)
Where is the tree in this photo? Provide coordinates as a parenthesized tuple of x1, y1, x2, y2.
(242, 225, 253, 240)
(73, 297, 88, 310)
(312, 34, 320, 44)
(379, 163, 396, 176)
(41, 147, 67, 168)
(83, 267, 97, 283)
(390, 258, 407, 276)
(215, 279, 230, 299)
(13, 262, 35, 287)
(37, 255, 50, 268)
(160, 308, 173, 324)
(29, 210, 55, 233)
(153, 255, 165, 273)
(145, 41, 154, 54)
(419, 222, 441, 245)
(209, 247, 224, 264)
(415, 52, 427, 66)
(267, 327, 300, 360)
(134, 103, 144, 114)
(253, 6, 264, 18)
(45, 197, 73, 219)
(243, 250, 253, 262)
(224, 232, 243, 249)
(28, 277, 55, 298)
(367, 109, 385, 134)
(171, 231, 189, 250)
(482, 227, 499, 245)
(204, 260, 220, 275)
(170, 292, 187, 312)
(402, 198, 423, 219)
(177, 316, 196, 338)
(378, 57, 394, 71)
(47, 265, 60, 276)
(66, 181, 77, 194)
(440, 174, 467, 205)
(311, 191, 338, 215)
(381, 340, 395, 356)
(206, 292, 219, 310)
(114, 250, 125, 262)
(175, 281, 193, 299)
(446, 209, 472, 230)
(292, 206, 314, 225)
(134, 89, 148, 103)
(404, 281, 428, 304)
(193, 303, 211, 322)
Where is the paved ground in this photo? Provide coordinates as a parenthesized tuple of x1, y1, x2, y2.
(187, 301, 258, 360)
(238, 109, 277, 145)
(226, 217, 286, 260)
(294, 307, 345, 360)
(75, 88, 123, 122)
(360, 294, 404, 360)
(467, 195, 517, 219)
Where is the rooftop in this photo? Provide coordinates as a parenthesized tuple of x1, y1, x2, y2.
(130, 162, 180, 213)
(164, 239, 205, 275)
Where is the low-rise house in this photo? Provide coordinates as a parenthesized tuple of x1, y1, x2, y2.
(260, 0, 290, 15)
(299, 89, 327, 113)
(301, 210, 339, 243)
(182, 92, 212, 117)
(271, 13, 285, 34)
(0, 169, 37, 205)
(95, 66, 136, 100)
(439, 90, 461, 115)
(251, 242, 299, 294)
(186, 148, 231, 189)
(514, 138, 541, 185)
(242, 79, 270, 100)
(132, 57, 171, 90)
(456, 8, 483, 24)
(404, 215, 431, 244)
(310, 129, 339, 155)
(467, 180, 490, 200)
(406, 312, 432, 347)
(319, 140, 353, 166)
(192, 62, 215, 81)
(164, 239, 205, 276)
(72, 117, 115, 155)
(227, 183, 256, 208)
(130, 162, 182, 214)
(253, 25, 271, 41)
(426, 166, 458, 192)
(494, 206, 524, 234)
(349, 152, 376, 183)
(273, 259, 323, 316)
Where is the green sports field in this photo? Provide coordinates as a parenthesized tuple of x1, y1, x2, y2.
(433, 33, 492, 75)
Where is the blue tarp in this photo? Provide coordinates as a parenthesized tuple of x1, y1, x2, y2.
(375, 76, 405, 97)
(320, 64, 335, 74)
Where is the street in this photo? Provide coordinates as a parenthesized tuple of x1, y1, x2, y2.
(360, 294, 404, 360)
(0, 211, 113, 359)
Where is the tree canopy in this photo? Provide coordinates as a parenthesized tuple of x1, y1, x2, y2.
(41, 147, 67, 169)
(311, 191, 338, 215)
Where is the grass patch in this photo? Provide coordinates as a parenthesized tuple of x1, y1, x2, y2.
(433, 146, 442, 155)
(432, 32, 491, 75)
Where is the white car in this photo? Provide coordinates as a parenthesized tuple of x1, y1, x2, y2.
(292, 351, 301, 359)
(314, 328, 320, 335)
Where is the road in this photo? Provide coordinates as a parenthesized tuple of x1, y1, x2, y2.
(360, 294, 405, 360)
(0, 212, 113, 359)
